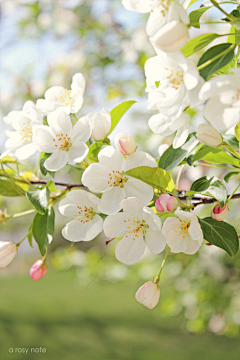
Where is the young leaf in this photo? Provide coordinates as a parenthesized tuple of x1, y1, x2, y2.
(190, 176, 213, 192)
(124, 166, 175, 192)
(182, 33, 219, 57)
(88, 141, 106, 162)
(28, 224, 33, 248)
(224, 172, 240, 183)
(235, 121, 240, 141)
(191, 176, 227, 207)
(189, 7, 211, 28)
(0, 177, 24, 196)
(198, 43, 236, 80)
(223, 134, 239, 149)
(109, 100, 137, 134)
(26, 187, 50, 215)
(199, 217, 239, 257)
(158, 133, 199, 172)
(32, 206, 55, 256)
(193, 147, 240, 167)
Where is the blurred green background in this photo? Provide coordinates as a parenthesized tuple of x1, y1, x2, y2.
(1, 1, 240, 359)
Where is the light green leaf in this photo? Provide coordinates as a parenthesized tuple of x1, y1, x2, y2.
(199, 217, 239, 257)
(235, 121, 240, 141)
(189, 7, 211, 28)
(26, 187, 50, 215)
(190, 176, 227, 207)
(0, 155, 16, 164)
(0, 177, 24, 196)
(158, 133, 199, 172)
(124, 166, 175, 192)
(32, 206, 55, 256)
(182, 33, 219, 57)
(88, 141, 106, 162)
(223, 134, 239, 149)
(193, 147, 240, 167)
(109, 100, 137, 133)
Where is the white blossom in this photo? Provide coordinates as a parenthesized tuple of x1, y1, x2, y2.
(135, 281, 160, 309)
(122, 0, 189, 37)
(115, 132, 137, 155)
(82, 146, 157, 215)
(36, 73, 85, 115)
(162, 210, 203, 254)
(87, 109, 111, 141)
(33, 109, 91, 171)
(145, 52, 204, 118)
(58, 190, 103, 242)
(199, 69, 240, 132)
(0, 241, 17, 268)
(103, 197, 166, 264)
(196, 124, 222, 147)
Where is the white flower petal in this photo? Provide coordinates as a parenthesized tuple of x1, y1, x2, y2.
(115, 232, 146, 265)
(122, 0, 153, 13)
(58, 199, 79, 217)
(184, 236, 201, 255)
(62, 219, 92, 242)
(173, 121, 189, 149)
(125, 151, 157, 170)
(82, 215, 103, 241)
(33, 126, 56, 153)
(44, 150, 68, 171)
(15, 143, 37, 160)
(67, 143, 88, 164)
(120, 197, 145, 217)
(98, 146, 125, 171)
(167, 230, 187, 253)
(72, 116, 91, 142)
(162, 217, 181, 239)
(82, 163, 112, 193)
(98, 187, 125, 215)
(124, 179, 154, 206)
(71, 73, 86, 95)
(103, 213, 134, 238)
(145, 229, 166, 254)
(47, 109, 72, 135)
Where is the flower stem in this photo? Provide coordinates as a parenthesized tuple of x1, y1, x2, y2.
(16, 230, 32, 247)
(199, 163, 240, 171)
(223, 142, 240, 159)
(210, 0, 236, 21)
(155, 247, 170, 284)
(227, 183, 240, 203)
(197, 42, 237, 71)
(1, 209, 36, 223)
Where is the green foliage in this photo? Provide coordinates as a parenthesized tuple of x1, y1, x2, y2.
(0, 177, 24, 196)
(189, 7, 211, 28)
(158, 134, 199, 172)
(224, 172, 240, 183)
(182, 33, 219, 57)
(235, 121, 240, 141)
(88, 141, 106, 162)
(32, 206, 55, 256)
(199, 217, 239, 257)
(198, 43, 236, 80)
(193, 147, 240, 167)
(109, 100, 137, 134)
(189, 176, 227, 207)
(26, 187, 50, 215)
(124, 166, 175, 192)
(223, 134, 239, 149)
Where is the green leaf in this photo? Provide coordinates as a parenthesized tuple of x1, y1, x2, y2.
(190, 176, 227, 207)
(224, 172, 240, 183)
(0, 177, 24, 196)
(193, 147, 240, 167)
(32, 207, 55, 256)
(109, 100, 137, 133)
(199, 217, 239, 257)
(88, 141, 106, 162)
(223, 134, 239, 149)
(182, 33, 219, 57)
(124, 166, 175, 192)
(26, 187, 50, 215)
(235, 121, 240, 141)
(189, 7, 211, 28)
(28, 224, 33, 248)
(198, 43, 236, 80)
(158, 133, 199, 172)
(0, 155, 16, 164)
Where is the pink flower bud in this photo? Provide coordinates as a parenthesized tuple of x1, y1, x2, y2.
(155, 194, 178, 212)
(29, 259, 48, 281)
(0, 241, 17, 268)
(135, 281, 160, 309)
(211, 204, 228, 221)
(151, 21, 188, 53)
(115, 133, 136, 155)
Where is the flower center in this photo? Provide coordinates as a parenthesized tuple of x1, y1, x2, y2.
(74, 206, 95, 224)
(19, 120, 32, 142)
(174, 221, 190, 239)
(55, 89, 75, 107)
(150, 0, 170, 15)
(107, 170, 128, 188)
(124, 217, 149, 241)
(165, 68, 184, 90)
(53, 133, 72, 151)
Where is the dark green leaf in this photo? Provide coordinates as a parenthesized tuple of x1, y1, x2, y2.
(193, 146, 240, 167)
(198, 43, 236, 80)
(190, 176, 227, 207)
(0, 177, 24, 196)
(190, 176, 213, 192)
(199, 217, 239, 257)
(189, 7, 211, 28)
(182, 33, 219, 57)
(109, 100, 137, 133)
(26, 187, 50, 214)
(124, 166, 175, 192)
(27, 224, 33, 248)
(32, 207, 55, 256)
(224, 172, 240, 183)
(158, 133, 199, 172)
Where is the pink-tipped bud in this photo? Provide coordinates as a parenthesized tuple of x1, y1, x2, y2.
(211, 204, 228, 221)
(29, 259, 48, 281)
(135, 281, 160, 309)
(115, 133, 137, 155)
(155, 194, 178, 212)
(0, 241, 17, 268)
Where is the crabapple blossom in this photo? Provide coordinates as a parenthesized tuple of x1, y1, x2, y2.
(150, 21, 188, 53)
(87, 109, 111, 141)
(211, 204, 228, 222)
(199, 69, 240, 132)
(36, 73, 85, 115)
(0, 242, 17, 268)
(29, 259, 48, 281)
(196, 124, 223, 147)
(122, 0, 189, 37)
(58, 190, 103, 242)
(115, 133, 137, 155)
(103, 197, 166, 264)
(148, 113, 189, 148)
(82, 146, 157, 215)
(145, 52, 204, 118)
(155, 194, 178, 212)
(135, 281, 160, 309)
(162, 210, 203, 254)
(2, 101, 43, 160)
(33, 109, 91, 171)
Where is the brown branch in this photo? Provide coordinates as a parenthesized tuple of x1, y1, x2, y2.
(29, 180, 86, 190)
(178, 192, 240, 208)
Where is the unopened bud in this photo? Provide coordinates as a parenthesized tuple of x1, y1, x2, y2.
(29, 259, 48, 281)
(0, 241, 17, 267)
(196, 124, 222, 147)
(151, 21, 188, 53)
(115, 132, 136, 155)
(135, 281, 160, 309)
(211, 204, 228, 221)
(155, 194, 178, 212)
(88, 109, 111, 141)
